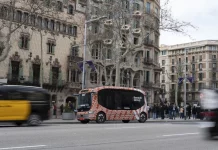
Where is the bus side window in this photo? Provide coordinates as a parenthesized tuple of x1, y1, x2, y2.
(8, 91, 25, 100)
(0, 90, 6, 100)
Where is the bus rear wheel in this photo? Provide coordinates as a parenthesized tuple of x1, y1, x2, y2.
(122, 120, 130, 123)
(96, 112, 106, 123)
(138, 112, 147, 123)
(27, 114, 41, 126)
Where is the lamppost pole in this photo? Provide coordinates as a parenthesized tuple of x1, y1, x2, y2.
(184, 48, 188, 120)
(82, 16, 106, 90)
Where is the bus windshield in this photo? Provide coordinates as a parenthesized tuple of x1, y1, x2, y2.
(78, 93, 92, 112)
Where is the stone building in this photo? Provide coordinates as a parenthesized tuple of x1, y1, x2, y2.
(0, 0, 86, 111)
(83, 0, 162, 105)
(160, 40, 218, 105)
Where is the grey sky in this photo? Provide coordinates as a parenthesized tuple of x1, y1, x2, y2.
(160, 0, 218, 45)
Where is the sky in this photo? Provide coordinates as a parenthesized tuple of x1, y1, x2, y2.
(160, 0, 218, 46)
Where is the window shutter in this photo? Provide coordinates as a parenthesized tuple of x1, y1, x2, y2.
(49, 68, 53, 84)
(19, 65, 23, 82)
(27, 39, 30, 50)
(52, 45, 55, 54)
(29, 64, 33, 83)
(18, 38, 22, 48)
(8, 61, 12, 80)
(58, 69, 62, 86)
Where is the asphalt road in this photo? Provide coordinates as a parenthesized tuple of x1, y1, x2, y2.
(0, 122, 217, 150)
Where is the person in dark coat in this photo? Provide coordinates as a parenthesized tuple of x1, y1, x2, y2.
(187, 105, 192, 119)
(192, 106, 197, 119)
(60, 104, 63, 115)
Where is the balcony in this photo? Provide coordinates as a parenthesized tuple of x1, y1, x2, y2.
(143, 57, 153, 65)
(66, 82, 82, 89)
(144, 39, 153, 46)
(142, 81, 153, 88)
(79, 0, 87, 6)
(153, 63, 162, 71)
(68, 56, 83, 63)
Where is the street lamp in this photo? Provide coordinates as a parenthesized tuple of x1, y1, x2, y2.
(82, 16, 107, 89)
(184, 48, 188, 120)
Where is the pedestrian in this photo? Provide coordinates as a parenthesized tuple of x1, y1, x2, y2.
(192, 106, 197, 119)
(153, 104, 157, 119)
(187, 105, 191, 119)
(53, 103, 57, 118)
(60, 104, 63, 115)
(180, 107, 183, 119)
(172, 104, 176, 120)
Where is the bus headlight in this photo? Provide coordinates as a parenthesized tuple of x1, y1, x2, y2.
(89, 111, 94, 114)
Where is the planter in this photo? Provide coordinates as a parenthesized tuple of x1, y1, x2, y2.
(62, 112, 76, 120)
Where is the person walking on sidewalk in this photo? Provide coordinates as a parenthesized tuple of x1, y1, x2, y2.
(180, 107, 184, 119)
(152, 104, 157, 119)
(172, 104, 176, 120)
(192, 106, 197, 119)
(187, 104, 192, 119)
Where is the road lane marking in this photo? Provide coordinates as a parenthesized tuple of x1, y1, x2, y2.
(162, 132, 199, 137)
(0, 145, 46, 150)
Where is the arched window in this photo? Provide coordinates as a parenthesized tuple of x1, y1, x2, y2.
(68, 5, 74, 15)
(57, 1, 63, 11)
(133, 71, 140, 88)
(90, 70, 97, 84)
(135, 52, 143, 67)
(91, 42, 102, 59)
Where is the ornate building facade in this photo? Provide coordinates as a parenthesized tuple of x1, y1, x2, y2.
(83, 0, 161, 105)
(0, 0, 85, 110)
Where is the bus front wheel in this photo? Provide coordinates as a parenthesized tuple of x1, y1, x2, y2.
(96, 112, 106, 123)
(138, 112, 147, 123)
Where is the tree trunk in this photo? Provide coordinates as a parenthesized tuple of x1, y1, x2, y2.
(115, 60, 120, 86)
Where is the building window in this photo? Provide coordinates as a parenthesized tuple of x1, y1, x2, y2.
(71, 46, 79, 56)
(1, 7, 8, 19)
(192, 64, 195, 71)
(23, 12, 29, 24)
(199, 73, 203, 81)
(171, 66, 174, 73)
(133, 37, 139, 45)
(47, 40, 55, 54)
(68, 25, 72, 35)
(73, 26, 77, 37)
(30, 14, 36, 26)
(161, 50, 167, 55)
(133, 3, 140, 11)
(68, 5, 74, 14)
(11, 61, 20, 83)
(62, 23, 66, 33)
(133, 19, 140, 28)
(44, 18, 49, 29)
(162, 67, 165, 74)
(199, 55, 202, 61)
(19, 34, 29, 50)
(50, 20, 55, 31)
(133, 72, 140, 88)
(92, 23, 99, 34)
(172, 59, 174, 65)
(52, 67, 59, 85)
(16, 10, 22, 22)
(90, 70, 97, 84)
(33, 64, 40, 85)
(56, 22, 60, 31)
(57, 1, 63, 11)
(71, 70, 79, 82)
(146, 71, 150, 83)
(37, 16, 42, 28)
(91, 42, 101, 59)
(155, 7, 158, 14)
(106, 49, 112, 59)
(212, 55, 216, 59)
(213, 63, 216, 69)
(199, 63, 202, 71)
(146, 2, 151, 13)
(162, 60, 165, 66)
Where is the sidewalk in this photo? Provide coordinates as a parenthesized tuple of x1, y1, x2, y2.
(43, 117, 203, 124)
